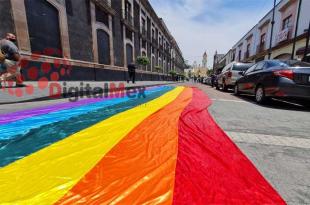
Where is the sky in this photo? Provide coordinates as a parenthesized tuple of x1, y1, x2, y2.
(149, 0, 276, 68)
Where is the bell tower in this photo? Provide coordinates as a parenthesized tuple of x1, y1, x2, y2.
(202, 51, 208, 68)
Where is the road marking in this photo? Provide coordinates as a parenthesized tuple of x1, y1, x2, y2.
(226, 132, 310, 149)
(211, 99, 248, 103)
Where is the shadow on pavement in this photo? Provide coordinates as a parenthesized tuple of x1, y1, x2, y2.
(220, 88, 310, 112)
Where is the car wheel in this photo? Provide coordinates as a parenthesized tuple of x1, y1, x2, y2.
(255, 85, 268, 104)
(222, 81, 228, 92)
(234, 84, 240, 96)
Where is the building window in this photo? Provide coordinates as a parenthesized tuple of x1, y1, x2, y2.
(260, 33, 266, 45)
(126, 43, 133, 64)
(126, 28, 132, 40)
(97, 29, 110, 64)
(141, 18, 146, 31)
(141, 9, 146, 16)
(282, 15, 292, 30)
(25, 0, 62, 57)
(125, 1, 132, 21)
(152, 56, 155, 69)
(142, 40, 146, 49)
(96, 6, 109, 27)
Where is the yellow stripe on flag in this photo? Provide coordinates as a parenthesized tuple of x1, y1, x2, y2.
(0, 87, 184, 205)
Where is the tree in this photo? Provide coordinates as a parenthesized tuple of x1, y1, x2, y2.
(169, 70, 177, 81)
(154, 66, 162, 73)
(136, 56, 150, 70)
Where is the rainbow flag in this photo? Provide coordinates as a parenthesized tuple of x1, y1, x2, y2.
(0, 86, 285, 205)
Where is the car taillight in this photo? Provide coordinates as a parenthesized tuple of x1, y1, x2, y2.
(273, 69, 293, 80)
(227, 72, 232, 78)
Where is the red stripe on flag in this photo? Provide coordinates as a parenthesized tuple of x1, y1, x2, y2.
(173, 88, 286, 205)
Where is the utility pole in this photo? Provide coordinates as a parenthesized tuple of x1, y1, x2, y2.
(291, 0, 303, 60)
(303, 21, 310, 61)
(268, 0, 277, 59)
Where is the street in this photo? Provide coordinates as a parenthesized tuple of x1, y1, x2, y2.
(190, 83, 310, 204)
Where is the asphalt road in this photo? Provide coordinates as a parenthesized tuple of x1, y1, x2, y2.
(189, 82, 310, 205)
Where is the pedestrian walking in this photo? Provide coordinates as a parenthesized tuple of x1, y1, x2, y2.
(127, 63, 136, 84)
(0, 33, 25, 87)
(211, 74, 216, 87)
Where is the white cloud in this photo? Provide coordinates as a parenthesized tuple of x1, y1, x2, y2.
(150, 0, 273, 67)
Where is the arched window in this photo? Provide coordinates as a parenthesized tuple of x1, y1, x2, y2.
(152, 56, 155, 70)
(25, 0, 62, 57)
(97, 29, 110, 64)
(126, 44, 133, 65)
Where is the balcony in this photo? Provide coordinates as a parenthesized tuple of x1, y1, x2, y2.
(122, 11, 135, 31)
(141, 27, 147, 38)
(92, 0, 115, 15)
(277, 26, 293, 44)
(256, 43, 266, 54)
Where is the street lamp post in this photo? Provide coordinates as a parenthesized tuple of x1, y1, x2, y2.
(291, 0, 303, 60)
(268, 0, 277, 60)
(303, 21, 310, 61)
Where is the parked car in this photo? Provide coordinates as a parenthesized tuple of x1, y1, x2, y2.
(234, 60, 310, 104)
(217, 62, 254, 91)
(203, 77, 212, 85)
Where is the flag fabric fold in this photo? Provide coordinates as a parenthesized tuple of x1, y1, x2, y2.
(0, 86, 285, 205)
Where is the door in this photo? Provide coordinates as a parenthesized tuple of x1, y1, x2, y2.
(25, 0, 62, 57)
(126, 44, 133, 65)
(241, 62, 265, 94)
(97, 29, 110, 65)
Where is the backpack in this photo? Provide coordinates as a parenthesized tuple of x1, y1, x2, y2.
(0, 50, 5, 63)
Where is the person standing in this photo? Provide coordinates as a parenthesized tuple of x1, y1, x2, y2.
(127, 63, 136, 84)
(0, 33, 25, 87)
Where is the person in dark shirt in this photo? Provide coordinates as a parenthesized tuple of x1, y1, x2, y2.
(0, 33, 25, 87)
(127, 63, 136, 84)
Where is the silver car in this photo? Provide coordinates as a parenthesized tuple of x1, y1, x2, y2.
(217, 62, 254, 91)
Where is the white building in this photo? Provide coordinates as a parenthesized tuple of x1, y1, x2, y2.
(225, 0, 310, 65)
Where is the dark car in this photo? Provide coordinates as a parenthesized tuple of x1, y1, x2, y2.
(234, 60, 310, 104)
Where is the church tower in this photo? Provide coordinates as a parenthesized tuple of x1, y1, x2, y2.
(202, 51, 208, 68)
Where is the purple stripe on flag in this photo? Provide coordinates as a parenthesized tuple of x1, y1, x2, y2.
(0, 86, 161, 125)
(0, 98, 106, 125)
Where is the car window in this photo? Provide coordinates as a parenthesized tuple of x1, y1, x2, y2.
(245, 64, 257, 74)
(254, 62, 265, 71)
(222, 64, 232, 72)
(267, 61, 287, 68)
(232, 64, 254, 71)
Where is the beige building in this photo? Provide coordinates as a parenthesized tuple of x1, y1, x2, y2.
(215, 0, 310, 72)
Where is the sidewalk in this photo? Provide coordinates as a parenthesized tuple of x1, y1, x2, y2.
(0, 81, 178, 104)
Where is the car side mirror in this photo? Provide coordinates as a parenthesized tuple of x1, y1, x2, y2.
(238, 71, 245, 76)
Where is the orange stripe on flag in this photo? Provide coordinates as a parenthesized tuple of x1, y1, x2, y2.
(56, 88, 193, 205)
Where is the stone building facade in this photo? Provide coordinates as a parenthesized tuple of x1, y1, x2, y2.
(0, 0, 186, 81)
